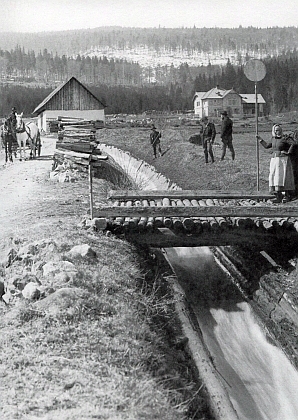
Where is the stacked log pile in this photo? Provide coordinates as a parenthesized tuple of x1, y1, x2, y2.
(53, 117, 105, 169)
(92, 191, 298, 245)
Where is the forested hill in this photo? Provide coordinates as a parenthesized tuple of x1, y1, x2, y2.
(1, 26, 298, 117)
(0, 26, 298, 58)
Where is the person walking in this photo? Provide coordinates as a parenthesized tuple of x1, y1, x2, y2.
(257, 124, 295, 203)
(220, 110, 235, 161)
(150, 125, 162, 158)
(201, 116, 216, 163)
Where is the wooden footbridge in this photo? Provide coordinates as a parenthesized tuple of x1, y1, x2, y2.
(93, 190, 298, 247)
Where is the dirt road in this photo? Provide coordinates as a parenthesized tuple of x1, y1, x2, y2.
(0, 137, 90, 245)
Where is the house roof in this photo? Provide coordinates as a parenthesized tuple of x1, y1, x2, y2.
(202, 86, 227, 99)
(193, 92, 205, 101)
(239, 94, 266, 104)
(33, 76, 106, 114)
(195, 87, 242, 101)
(194, 87, 266, 104)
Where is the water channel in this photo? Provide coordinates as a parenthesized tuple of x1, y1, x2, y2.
(100, 145, 298, 419)
(164, 246, 298, 420)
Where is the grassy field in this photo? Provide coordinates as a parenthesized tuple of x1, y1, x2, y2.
(97, 125, 277, 193)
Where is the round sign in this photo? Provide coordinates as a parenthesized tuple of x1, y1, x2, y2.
(244, 59, 266, 82)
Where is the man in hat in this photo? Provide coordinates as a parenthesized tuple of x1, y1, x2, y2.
(150, 125, 162, 158)
(220, 110, 235, 161)
(201, 116, 216, 163)
(8, 107, 17, 144)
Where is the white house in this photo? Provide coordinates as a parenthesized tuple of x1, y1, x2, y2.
(193, 86, 266, 118)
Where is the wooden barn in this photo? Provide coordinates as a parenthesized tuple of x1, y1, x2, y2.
(33, 76, 106, 132)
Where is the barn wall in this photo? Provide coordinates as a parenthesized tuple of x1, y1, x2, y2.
(47, 78, 104, 111)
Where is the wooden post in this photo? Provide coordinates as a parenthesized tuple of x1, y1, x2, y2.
(88, 154, 94, 219)
(255, 81, 260, 191)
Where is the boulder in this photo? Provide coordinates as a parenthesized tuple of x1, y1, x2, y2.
(11, 274, 41, 291)
(86, 218, 107, 231)
(34, 287, 87, 316)
(67, 244, 97, 259)
(43, 261, 77, 278)
(0, 248, 18, 268)
(22, 282, 41, 300)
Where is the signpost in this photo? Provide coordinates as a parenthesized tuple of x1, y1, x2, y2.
(244, 59, 266, 191)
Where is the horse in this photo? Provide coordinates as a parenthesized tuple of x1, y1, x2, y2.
(15, 112, 41, 160)
(0, 121, 14, 163)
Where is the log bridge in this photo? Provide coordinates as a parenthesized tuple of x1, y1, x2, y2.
(93, 190, 298, 247)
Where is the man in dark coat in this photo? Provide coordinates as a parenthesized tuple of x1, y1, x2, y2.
(201, 116, 216, 163)
(150, 125, 162, 158)
(220, 110, 235, 161)
(8, 107, 17, 143)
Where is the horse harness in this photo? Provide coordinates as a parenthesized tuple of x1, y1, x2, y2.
(16, 120, 34, 143)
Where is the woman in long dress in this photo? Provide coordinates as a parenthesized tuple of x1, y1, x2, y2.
(257, 124, 295, 203)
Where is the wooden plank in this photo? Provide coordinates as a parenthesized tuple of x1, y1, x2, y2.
(93, 205, 298, 218)
(55, 149, 108, 160)
(107, 189, 274, 200)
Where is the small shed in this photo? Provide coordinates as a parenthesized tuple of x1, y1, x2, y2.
(33, 76, 106, 132)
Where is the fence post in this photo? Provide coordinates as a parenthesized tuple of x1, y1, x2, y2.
(88, 154, 94, 219)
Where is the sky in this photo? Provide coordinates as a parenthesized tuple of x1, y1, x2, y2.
(1, 0, 297, 33)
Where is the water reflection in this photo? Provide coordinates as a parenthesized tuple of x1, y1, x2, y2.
(165, 247, 298, 420)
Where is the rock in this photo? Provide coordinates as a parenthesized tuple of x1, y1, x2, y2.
(2, 292, 11, 304)
(22, 282, 41, 300)
(85, 218, 107, 231)
(85, 217, 107, 231)
(17, 244, 38, 258)
(11, 274, 41, 291)
(0, 248, 18, 268)
(43, 261, 77, 277)
(93, 218, 108, 230)
(67, 244, 97, 259)
(34, 287, 87, 316)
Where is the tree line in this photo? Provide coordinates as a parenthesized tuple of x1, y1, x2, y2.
(1, 26, 298, 58)
(1, 48, 298, 116)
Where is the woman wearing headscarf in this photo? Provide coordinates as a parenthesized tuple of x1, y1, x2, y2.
(257, 124, 295, 203)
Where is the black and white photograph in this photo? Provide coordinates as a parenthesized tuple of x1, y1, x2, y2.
(0, 1, 298, 419)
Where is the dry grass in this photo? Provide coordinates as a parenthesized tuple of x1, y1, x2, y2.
(98, 125, 273, 192)
(0, 165, 211, 420)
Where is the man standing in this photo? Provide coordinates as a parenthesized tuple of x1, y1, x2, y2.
(8, 107, 17, 143)
(150, 125, 162, 158)
(201, 116, 216, 163)
(220, 110, 235, 161)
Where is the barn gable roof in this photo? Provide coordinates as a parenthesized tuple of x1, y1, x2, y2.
(33, 76, 106, 114)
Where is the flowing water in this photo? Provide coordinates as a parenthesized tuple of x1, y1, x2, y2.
(164, 246, 298, 420)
